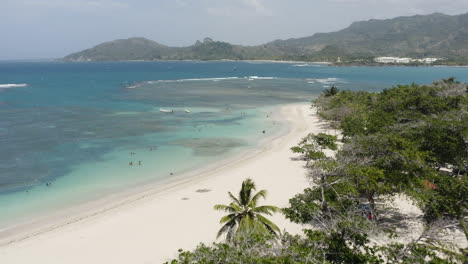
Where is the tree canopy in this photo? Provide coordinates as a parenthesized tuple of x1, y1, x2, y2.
(167, 79, 467, 264)
(213, 178, 280, 242)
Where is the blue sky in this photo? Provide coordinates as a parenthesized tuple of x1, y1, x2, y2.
(2, 0, 468, 60)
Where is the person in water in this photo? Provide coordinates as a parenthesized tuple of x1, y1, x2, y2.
(138, 161, 142, 166)
(129, 161, 133, 166)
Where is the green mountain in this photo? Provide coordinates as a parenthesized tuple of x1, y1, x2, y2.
(270, 12, 468, 62)
(63, 37, 285, 61)
(63, 12, 468, 64)
(63, 37, 173, 61)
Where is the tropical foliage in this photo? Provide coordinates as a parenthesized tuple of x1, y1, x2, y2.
(167, 79, 467, 264)
(213, 178, 280, 241)
(323, 85, 339, 97)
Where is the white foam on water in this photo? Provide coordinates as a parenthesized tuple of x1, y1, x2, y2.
(292, 64, 323, 67)
(127, 76, 279, 88)
(307, 78, 344, 84)
(156, 77, 241, 83)
(248, 76, 277, 80)
(0, 83, 29, 89)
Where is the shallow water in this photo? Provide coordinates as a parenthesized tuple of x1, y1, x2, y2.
(1, 61, 467, 228)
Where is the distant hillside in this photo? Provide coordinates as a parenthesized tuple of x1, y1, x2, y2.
(63, 37, 286, 62)
(63, 37, 173, 61)
(64, 12, 468, 64)
(270, 12, 468, 63)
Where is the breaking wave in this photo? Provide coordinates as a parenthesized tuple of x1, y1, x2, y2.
(0, 83, 29, 89)
(292, 64, 324, 67)
(127, 76, 279, 88)
(307, 78, 346, 84)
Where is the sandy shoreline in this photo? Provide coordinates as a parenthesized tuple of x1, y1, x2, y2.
(0, 103, 328, 263)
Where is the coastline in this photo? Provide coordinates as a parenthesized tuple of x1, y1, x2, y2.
(0, 103, 327, 263)
(0, 105, 288, 243)
(60, 58, 333, 65)
(57, 59, 468, 67)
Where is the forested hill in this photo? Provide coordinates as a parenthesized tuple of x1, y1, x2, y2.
(63, 12, 468, 64)
(62, 37, 285, 62)
(270, 12, 468, 62)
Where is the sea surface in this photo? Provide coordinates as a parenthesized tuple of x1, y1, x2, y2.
(1, 61, 467, 230)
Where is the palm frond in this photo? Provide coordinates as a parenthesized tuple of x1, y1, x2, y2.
(215, 178, 280, 242)
(226, 222, 237, 241)
(248, 189, 267, 207)
(219, 213, 236, 224)
(252, 219, 269, 234)
(257, 214, 280, 235)
(237, 214, 254, 238)
(229, 202, 242, 212)
(213, 204, 236, 213)
(217, 219, 237, 239)
(228, 191, 241, 205)
(251, 205, 280, 215)
(239, 178, 256, 206)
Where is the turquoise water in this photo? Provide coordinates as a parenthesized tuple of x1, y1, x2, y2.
(1, 61, 467, 229)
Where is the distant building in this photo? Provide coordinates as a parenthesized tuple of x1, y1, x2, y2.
(417, 58, 442, 63)
(375, 56, 443, 64)
(396, 58, 412, 64)
(374, 57, 399, 63)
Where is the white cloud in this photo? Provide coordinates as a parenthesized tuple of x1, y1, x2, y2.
(22, 0, 129, 9)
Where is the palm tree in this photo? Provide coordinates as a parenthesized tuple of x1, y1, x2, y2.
(323, 85, 339, 97)
(214, 178, 280, 241)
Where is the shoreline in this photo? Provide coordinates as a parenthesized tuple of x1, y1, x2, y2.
(59, 58, 332, 64)
(7, 59, 468, 67)
(0, 103, 328, 263)
(0, 105, 289, 244)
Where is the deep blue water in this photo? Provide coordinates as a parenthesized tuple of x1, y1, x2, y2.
(0, 61, 467, 226)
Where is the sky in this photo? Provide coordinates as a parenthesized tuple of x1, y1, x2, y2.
(2, 0, 468, 60)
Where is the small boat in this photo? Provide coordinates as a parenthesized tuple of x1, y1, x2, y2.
(184, 109, 191, 113)
(160, 109, 174, 113)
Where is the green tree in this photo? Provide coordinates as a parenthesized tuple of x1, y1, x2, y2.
(291, 133, 338, 166)
(214, 178, 280, 241)
(323, 85, 340, 97)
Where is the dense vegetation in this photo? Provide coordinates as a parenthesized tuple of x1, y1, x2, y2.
(64, 13, 468, 64)
(166, 79, 467, 264)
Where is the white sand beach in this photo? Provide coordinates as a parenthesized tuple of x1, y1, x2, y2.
(0, 103, 328, 264)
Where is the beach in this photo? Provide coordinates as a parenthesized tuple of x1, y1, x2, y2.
(0, 103, 327, 264)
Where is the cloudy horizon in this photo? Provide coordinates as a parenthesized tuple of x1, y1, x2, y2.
(2, 0, 468, 60)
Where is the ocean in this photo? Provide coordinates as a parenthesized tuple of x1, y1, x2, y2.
(1, 61, 467, 230)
